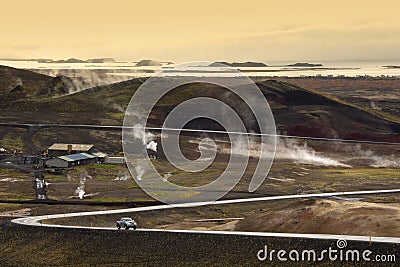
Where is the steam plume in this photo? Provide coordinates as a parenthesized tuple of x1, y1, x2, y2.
(135, 165, 145, 180)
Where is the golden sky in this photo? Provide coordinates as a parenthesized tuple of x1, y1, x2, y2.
(1, 0, 400, 62)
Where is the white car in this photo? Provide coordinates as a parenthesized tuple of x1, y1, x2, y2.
(116, 217, 137, 230)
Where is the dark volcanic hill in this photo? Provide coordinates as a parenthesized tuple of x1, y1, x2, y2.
(257, 80, 400, 141)
(0, 66, 399, 143)
(0, 65, 84, 98)
(0, 65, 52, 97)
(138, 80, 400, 142)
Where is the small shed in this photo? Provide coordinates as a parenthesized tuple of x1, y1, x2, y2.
(104, 156, 125, 164)
(92, 152, 107, 163)
(19, 155, 40, 164)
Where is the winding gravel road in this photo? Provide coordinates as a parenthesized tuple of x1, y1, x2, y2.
(12, 188, 400, 244)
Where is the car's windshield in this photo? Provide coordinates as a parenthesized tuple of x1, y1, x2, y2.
(121, 218, 133, 221)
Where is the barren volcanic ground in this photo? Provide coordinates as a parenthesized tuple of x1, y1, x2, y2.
(1, 216, 399, 266)
(0, 67, 400, 265)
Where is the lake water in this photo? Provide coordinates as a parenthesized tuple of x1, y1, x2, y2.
(1, 60, 400, 78)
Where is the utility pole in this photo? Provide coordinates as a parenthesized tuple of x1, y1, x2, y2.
(34, 171, 47, 200)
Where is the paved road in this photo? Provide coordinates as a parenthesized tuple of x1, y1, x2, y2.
(12, 188, 400, 244)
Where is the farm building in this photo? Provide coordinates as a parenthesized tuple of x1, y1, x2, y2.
(104, 156, 125, 164)
(45, 153, 97, 168)
(47, 143, 95, 157)
(19, 155, 40, 164)
(92, 152, 107, 163)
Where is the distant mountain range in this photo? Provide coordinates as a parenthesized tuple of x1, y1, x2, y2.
(0, 58, 324, 68)
(38, 58, 116, 64)
(383, 65, 400, 69)
(286, 63, 323, 67)
(210, 62, 268, 67)
(0, 58, 116, 63)
(135, 60, 162, 67)
(208, 62, 324, 68)
(0, 58, 177, 66)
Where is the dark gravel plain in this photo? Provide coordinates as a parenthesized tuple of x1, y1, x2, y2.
(0, 218, 398, 266)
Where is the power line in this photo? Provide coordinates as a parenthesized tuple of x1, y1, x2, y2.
(143, 126, 400, 145)
(0, 122, 398, 146)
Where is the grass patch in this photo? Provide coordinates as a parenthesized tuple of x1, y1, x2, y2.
(0, 132, 24, 151)
(107, 112, 124, 121)
(0, 203, 23, 212)
(45, 174, 64, 180)
(93, 197, 127, 202)
(93, 175, 109, 181)
(0, 192, 33, 200)
(322, 168, 400, 179)
(0, 168, 30, 179)
(87, 164, 118, 170)
(125, 183, 140, 189)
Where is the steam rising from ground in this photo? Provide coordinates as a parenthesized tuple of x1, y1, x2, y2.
(213, 137, 352, 167)
(162, 172, 172, 182)
(75, 180, 85, 199)
(40, 69, 131, 95)
(370, 156, 399, 168)
(75, 172, 92, 199)
(0, 178, 18, 182)
(114, 172, 131, 181)
(370, 101, 382, 111)
(132, 124, 156, 145)
(129, 122, 159, 181)
(198, 135, 398, 169)
(135, 165, 145, 180)
(346, 144, 399, 168)
(146, 140, 158, 152)
(276, 139, 351, 167)
(229, 136, 272, 159)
